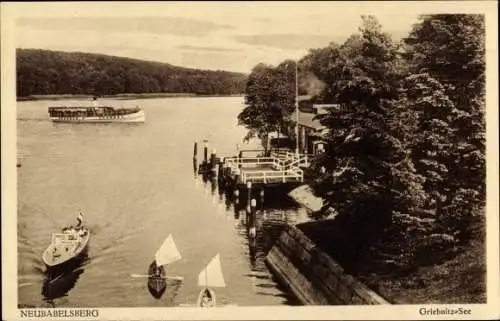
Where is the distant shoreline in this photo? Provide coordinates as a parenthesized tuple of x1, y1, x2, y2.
(17, 93, 244, 102)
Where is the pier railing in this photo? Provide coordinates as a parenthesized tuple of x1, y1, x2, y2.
(241, 168, 304, 184)
(270, 151, 312, 168)
(222, 152, 309, 184)
(224, 156, 288, 171)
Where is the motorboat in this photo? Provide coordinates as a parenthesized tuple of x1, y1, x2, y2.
(42, 217, 90, 277)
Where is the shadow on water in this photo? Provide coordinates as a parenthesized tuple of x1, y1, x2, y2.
(41, 251, 90, 305)
(42, 268, 84, 302)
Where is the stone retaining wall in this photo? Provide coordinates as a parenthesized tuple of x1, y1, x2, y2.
(266, 224, 389, 305)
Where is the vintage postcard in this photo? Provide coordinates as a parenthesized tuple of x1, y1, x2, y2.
(2, 1, 499, 320)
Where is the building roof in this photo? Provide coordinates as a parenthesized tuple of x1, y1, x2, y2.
(298, 95, 313, 101)
(291, 110, 324, 131)
(292, 103, 340, 131)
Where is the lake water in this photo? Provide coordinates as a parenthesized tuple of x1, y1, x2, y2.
(17, 96, 310, 308)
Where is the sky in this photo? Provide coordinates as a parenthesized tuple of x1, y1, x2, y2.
(6, 1, 481, 73)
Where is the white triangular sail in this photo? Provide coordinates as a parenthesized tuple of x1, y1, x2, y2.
(155, 234, 181, 267)
(198, 253, 226, 288)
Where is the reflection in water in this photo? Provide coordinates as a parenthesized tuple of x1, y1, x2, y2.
(202, 172, 303, 305)
(42, 268, 84, 302)
(42, 252, 89, 305)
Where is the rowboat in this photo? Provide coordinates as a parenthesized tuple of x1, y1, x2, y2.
(42, 216, 90, 277)
(147, 261, 167, 299)
(130, 234, 183, 299)
(196, 253, 226, 307)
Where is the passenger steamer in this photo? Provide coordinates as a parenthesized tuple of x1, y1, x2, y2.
(48, 99, 145, 123)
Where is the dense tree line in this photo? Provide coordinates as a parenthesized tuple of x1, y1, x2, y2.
(16, 49, 247, 97)
(239, 15, 485, 276)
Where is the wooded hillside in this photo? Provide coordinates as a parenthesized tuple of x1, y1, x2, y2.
(16, 49, 247, 97)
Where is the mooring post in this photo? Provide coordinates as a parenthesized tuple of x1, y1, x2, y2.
(210, 176, 216, 194)
(234, 189, 240, 204)
(210, 148, 216, 170)
(203, 142, 208, 165)
(249, 225, 257, 239)
(250, 198, 257, 230)
(218, 159, 223, 178)
(193, 142, 198, 174)
(246, 203, 251, 226)
(234, 203, 240, 219)
(246, 181, 252, 205)
(234, 168, 241, 186)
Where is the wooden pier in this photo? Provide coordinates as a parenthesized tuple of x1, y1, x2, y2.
(194, 141, 313, 188)
(193, 142, 316, 246)
(222, 151, 310, 186)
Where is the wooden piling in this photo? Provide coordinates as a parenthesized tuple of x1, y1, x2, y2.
(210, 148, 217, 172)
(246, 181, 252, 205)
(250, 198, 257, 228)
(249, 226, 257, 238)
(234, 204, 240, 219)
(218, 160, 223, 178)
(246, 204, 251, 225)
(234, 168, 241, 187)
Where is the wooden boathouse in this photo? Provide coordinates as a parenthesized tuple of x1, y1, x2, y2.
(291, 97, 339, 156)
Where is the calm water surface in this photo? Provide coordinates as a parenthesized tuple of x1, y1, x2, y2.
(17, 97, 309, 308)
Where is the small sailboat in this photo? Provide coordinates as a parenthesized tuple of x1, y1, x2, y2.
(196, 253, 226, 307)
(131, 234, 183, 299)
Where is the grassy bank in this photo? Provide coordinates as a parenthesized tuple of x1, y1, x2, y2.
(297, 212, 486, 304)
(371, 225, 486, 304)
(17, 92, 244, 102)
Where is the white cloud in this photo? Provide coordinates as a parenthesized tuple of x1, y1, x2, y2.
(12, 2, 431, 73)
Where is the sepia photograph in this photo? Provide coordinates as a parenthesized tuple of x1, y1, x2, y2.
(2, 1, 498, 320)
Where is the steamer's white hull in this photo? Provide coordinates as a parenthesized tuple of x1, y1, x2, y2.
(50, 109, 145, 123)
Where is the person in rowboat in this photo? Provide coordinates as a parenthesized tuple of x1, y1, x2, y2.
(200, 289, 214, 307)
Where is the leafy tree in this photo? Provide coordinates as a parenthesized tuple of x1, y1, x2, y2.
(300, 43, 342, 102)
(404, 15, 486, 243)
(306, 16, 421, 268)
(238, 61, 296, 150)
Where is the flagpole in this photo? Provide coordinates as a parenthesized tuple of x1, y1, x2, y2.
(295, 60, 299, 158)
